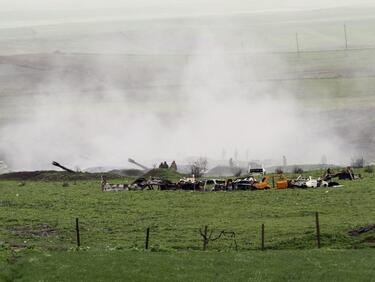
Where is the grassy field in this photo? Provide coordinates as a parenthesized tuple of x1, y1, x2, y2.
(0, 169, 374, 280)
(2, 250, 375, 282)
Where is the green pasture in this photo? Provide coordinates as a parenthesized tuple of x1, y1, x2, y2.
(1, 249, 375, 282)
(0, 169, 374, 280)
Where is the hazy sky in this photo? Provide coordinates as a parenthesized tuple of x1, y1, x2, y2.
(1, 0, 375, 28)
(1, 0, 374, 13)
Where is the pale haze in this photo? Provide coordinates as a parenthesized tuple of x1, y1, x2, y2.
(2, 0, 375, 11)
(0, 0, 375, 171)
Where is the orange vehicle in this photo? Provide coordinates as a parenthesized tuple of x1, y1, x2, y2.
(276, 175, 289, 189)
(253, 176, 271, 190)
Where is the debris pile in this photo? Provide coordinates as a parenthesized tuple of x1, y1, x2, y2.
(348, 224, 375, 236)
(323, 167, 361, 181)
(129, 177, 176, 190)
(101, 169, 349, 192)
(101, 175, 128, 192)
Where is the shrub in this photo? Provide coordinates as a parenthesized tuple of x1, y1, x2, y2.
(351, 157, 365, 168)
(275, 167, 284, 174)
(364, 166, 373, 173)
(293, 166, 304, 174)
(190, 158, 208, 178)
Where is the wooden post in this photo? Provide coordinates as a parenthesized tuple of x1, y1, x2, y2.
(272, 176, 275, 189)
(261, 224, 265, 251)
(315, 212, 321, 248)
(75, 217, 81, 247)
(203, 225, 208, 251)
(145, 227, 150, 250)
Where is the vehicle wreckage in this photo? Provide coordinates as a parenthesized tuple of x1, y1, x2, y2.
(101, 174, 273, 192)
(232, 176, 271, 190)
(289, 176, 326, 188)
(100, 166, 360, 192)
(101, 176, 128, 192)
(275, 173, 342, 189)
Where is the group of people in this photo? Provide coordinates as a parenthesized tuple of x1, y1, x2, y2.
(159, 160, 178, 171)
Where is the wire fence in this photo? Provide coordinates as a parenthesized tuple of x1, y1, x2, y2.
(3, 211, 359, 252)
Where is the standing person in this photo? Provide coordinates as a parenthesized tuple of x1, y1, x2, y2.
(170, 161, 177, 171)
(323, 168, 334, 181)
(101, 175, 108, 192)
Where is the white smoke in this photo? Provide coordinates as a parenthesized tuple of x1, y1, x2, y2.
(0, 26, 354, 171)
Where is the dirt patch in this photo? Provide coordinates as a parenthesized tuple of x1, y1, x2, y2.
(8, 224, 57, 237)
(362, 236, 375, 244)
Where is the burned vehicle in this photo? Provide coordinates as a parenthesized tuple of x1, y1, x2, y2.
(253, 176, 271, 190)
(232, 177, 255, 190)
(101, 175, 129, 192)
(232, 174, 272, 190)
(178, 177, 201, 190)
(337, 170, 361, 180)
(289, 176, 334, 188)
(323, 167, 360, 181)
(200, 179, 226, 191)
(130, 177, 176, 190)
(290, 176, 318, 188)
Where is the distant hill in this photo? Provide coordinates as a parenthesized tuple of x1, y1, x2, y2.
(109, 169, 144, 177)
(0, 171, 120, 181)
(266, 164, 341, 173)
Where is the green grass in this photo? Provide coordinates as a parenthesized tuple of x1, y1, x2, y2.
(0, 171, 374, 280)
(0, 172, 374, 252)
(2, 249, 375, 282)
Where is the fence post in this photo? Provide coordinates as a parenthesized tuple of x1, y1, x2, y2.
(272, 176, 275, 188)
(315, 212, 321, 248)
(145, 227, 150, 250)
(203, 225, 208, 251)
(261, 224, 265, 251)
(76, 217, 81, 247)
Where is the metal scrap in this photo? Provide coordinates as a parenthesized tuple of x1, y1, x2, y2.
(348, 224, 375, 236)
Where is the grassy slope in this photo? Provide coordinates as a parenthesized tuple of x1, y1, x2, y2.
(2, 250, 375, 282)
(0, 171, 124, 182)
(0, 171, 374, 280)
(0, 171, 374, 252)
(142, 168, 185, 182)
